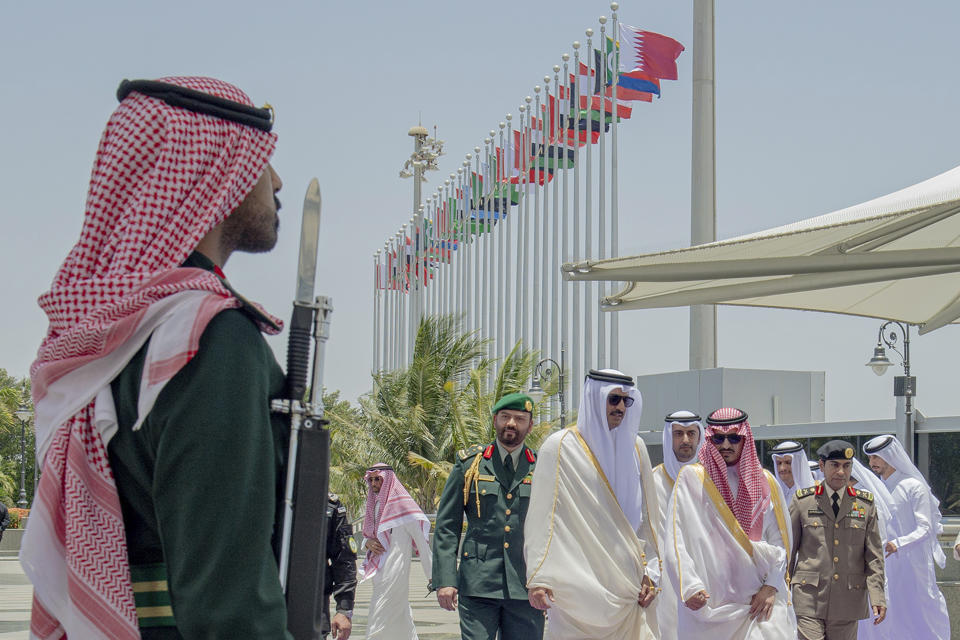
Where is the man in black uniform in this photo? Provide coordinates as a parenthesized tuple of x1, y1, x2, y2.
(323, 493, 359, 639)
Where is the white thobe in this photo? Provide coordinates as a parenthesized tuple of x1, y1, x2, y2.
(652, 464, 681, 640)
(364, 517, 432, 640)
(525, 428, 660, 640)
(880, 470, 950, 639)
(665, 463, 796, 640)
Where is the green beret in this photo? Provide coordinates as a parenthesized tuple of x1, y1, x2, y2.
(492, 392, 534, 415)
(817, 439, 855, 461)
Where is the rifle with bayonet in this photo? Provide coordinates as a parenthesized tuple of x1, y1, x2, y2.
(271, 178, 333, 639)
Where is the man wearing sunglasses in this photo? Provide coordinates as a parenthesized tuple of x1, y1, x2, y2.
(665, 407, 796, 639)
(525, 370, 660, 639)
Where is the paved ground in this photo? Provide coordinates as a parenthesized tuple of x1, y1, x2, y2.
(0, 553, 460, 639)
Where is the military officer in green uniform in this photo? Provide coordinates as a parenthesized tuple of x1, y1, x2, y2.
(790, 440, 887, 640)
(431, 392, 545, 640)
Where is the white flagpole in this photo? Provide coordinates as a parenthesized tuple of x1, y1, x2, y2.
(610, 4, 620, 370)
(473, 148, 482, 343)
(539, 80, 550, 365)
(458, 163, 468, 336)
(445, 178, 454, 321)
(560, 54, 571, 399)
(597, 16, 608, 369)
(531, 86, 542, 356)
(584, 29, 594, 375)
(480, 131, 496, 379)
(551, 65, 562, 372)
(503, 114, 514, 356)
(373, 251, 380, 373)
(572, 41, 582, 409)
(519, 100, 531, 350)
(497, 120, 508, 362)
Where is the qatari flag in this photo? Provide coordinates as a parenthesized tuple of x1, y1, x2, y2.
(618, 23, 685, 80)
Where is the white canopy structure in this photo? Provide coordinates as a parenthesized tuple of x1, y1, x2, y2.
(563, 164, 960, 335)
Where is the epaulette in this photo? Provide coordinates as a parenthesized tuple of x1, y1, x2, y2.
(796, 487, 816, 499)
(458, 444, 485, 461)
(855, 488, 874, 503)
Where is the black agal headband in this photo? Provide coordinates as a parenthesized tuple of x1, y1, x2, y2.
(586, 369, 634, 386)
(117, 79, 274, 132)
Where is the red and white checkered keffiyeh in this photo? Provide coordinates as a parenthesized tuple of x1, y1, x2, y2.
(699, 408, 771, 541)
(360, 464, 430, 581)
(21, 76, 280, 640)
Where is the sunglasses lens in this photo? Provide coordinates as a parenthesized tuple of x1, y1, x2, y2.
(607, 395, 635, 407)
(711, 433, 742, 445)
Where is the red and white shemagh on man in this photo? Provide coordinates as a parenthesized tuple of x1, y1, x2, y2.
(360, 464, 430, 581)
(698, 407, 771, 541)
(22, 76, 280, 640)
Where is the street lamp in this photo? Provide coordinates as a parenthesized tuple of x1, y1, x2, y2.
(14, 405, 33, 509)
(528, 346, 566, 430)
(865, 321, 915, 458)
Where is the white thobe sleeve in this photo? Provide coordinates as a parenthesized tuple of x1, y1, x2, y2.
(404, 520, 432, 582)
(893, 482, 933, 553)
(953, 530, 960, 561)
(758, 501, 788, 590)
(667, 471, 708, 602)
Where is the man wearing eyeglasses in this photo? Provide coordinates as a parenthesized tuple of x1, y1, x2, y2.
(664, 407, 796, 639)
(525, 369, 660, 639)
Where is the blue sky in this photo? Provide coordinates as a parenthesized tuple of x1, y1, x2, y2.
(3, 1, 960, 423)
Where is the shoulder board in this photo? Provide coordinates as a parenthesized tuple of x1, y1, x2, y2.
(524, 448, 536, 463)
(458, 444, 485, 461)
(855, 488, 874, 503)
(220, 280, 282, 332)
(796, 487, 816, 499)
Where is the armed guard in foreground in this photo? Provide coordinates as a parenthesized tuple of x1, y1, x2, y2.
(22, 76, 291, 638)
(790, 440, 886, 640)
(431, 392, 544, 640)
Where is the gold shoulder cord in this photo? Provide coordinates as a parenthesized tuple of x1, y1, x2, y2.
(463, 453, 484, 517)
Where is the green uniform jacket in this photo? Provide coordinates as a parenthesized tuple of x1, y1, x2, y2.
(107, 253, 291, 639)
(431, 442, 537, 601)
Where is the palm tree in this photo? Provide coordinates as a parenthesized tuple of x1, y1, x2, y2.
(340, 314, 556, 512)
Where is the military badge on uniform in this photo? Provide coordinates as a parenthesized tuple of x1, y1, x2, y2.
(348, 537, 358, 554)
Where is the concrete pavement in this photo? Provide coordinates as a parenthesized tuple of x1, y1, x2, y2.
(0, 553, 460, 639)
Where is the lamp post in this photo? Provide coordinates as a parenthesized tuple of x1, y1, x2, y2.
(528, 346, 566, 430)
(865, 321, 916, 458)
(14, 405, 33, 508)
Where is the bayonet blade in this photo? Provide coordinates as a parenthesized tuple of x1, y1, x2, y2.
(294, 178, 322, 304)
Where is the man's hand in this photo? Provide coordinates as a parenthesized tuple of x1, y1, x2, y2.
(638, 575, 657, 608)
(437, 586, 459, 611)
(528, 586, 555, 610)
(684, 590, 709, 611)
(330, 613, 352, 639)
(748, 584, 777, 621)
(364, 538, 385, 555)
(884, 541, 898, 557)
(872, 605, 887, 624)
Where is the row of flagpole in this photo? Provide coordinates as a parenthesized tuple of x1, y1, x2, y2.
(372, 3, 684, 413)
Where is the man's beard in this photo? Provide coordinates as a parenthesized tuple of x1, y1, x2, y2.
(222, 197, 281, 254)
(497, 426, 521, 445)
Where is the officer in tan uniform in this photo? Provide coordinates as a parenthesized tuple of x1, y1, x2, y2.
(789, 440, 886, 640)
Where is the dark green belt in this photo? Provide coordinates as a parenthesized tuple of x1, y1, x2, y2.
(131, 563, 176, 628)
